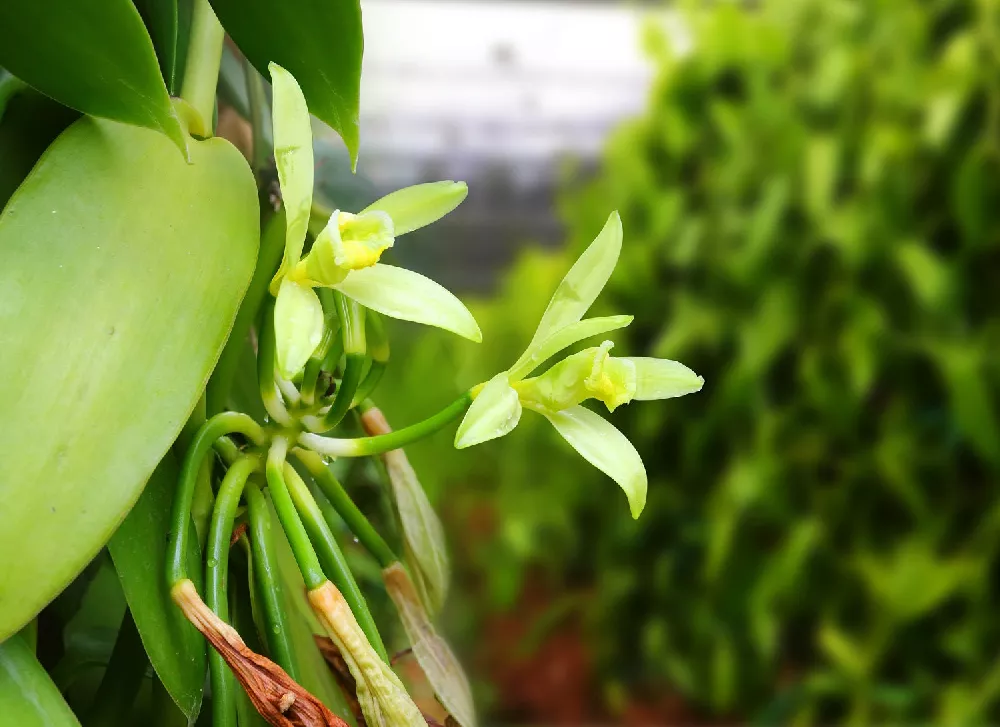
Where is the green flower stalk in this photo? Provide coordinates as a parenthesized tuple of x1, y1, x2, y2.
(266, 63, 481, 380)
(453, 212, 704, 518)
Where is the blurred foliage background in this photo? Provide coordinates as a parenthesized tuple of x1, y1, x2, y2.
(355, 0, 1000, 723)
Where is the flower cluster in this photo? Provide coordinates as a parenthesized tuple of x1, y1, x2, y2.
(454, 212, 704, 518)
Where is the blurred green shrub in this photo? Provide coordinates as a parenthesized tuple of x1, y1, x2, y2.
(374, 0, 1000, 722)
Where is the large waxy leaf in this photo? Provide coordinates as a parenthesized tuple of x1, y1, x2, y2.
(0, 0, 186, 152)
(209, 0, 363, 164)
(108, 454, 207, 721)
(0, 117, 258, 640)
(0, 635, 80, 726)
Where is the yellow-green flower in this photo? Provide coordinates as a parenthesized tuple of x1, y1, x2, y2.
(454, 212, 704, 518)
(267, 63, 480, 378)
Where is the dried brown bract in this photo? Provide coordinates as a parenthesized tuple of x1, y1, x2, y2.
(171, 579, 348, 727)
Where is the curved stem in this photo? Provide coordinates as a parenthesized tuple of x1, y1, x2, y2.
(257, 298, 294, 426)
(351, 359, 386, 408)
(167, 412, 266, 586)
(243, 59, 270, 175)
(334, 291, 366, 356)
(179, 0, 224, 135)
(244, 479, 298, 678)
(300, 310, 340, 406)
(292, 448, 397, 569)
(264, 438, 326, 590)
(318, 353, 365, 431)
(205, 457, 257, 727)
(207, 208, 285, 416)
(299, 392, 472, 458)
(283, 463, 388, 661)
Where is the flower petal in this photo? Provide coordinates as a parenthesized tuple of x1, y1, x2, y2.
(525, 211, 622, 350)
(269, 62, 314, 294)
(624, 357, 704, 400)
(383, 564, 477, 727)
(333, 264, 482, 342)
(544, 405, 647, 518)
(362, 181, 468, 236)
(454, 373, 522, 449)
(274, 280, 324, 379)
(508, 314, 634, 381)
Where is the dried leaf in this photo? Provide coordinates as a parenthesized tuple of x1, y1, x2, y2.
(172, 579, 347, 727)
(314, 634, 366, 727)
(309, 581, 426, 727)
(361, 408, 450, 614)
(383, 563, 477, 727)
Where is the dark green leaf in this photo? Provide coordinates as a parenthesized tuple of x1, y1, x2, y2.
(0, 117, 258, 640)
(0, 0, 186, 151)
(0, 82, 78, 211)
(132, 0, 179, 91)
(209, 0, 363, 164)
(0, 635, 80, 726)
(108, 454, 207, 722)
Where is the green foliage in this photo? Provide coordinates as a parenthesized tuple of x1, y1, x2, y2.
(0, 635, 79, 726)
(0, 0, 187, 152)
(108, 454, 207, 721)
(209, 0, 363, 163)
(383, 0, 1000, 721)
(0, 117, 258, 641)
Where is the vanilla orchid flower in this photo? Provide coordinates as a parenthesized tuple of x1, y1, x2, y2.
(268, 63, 481, 378)
(453, 212, 704, 518)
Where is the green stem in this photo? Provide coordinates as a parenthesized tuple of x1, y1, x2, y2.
(258, 298, 294, 426)
(85, 609, 147, 727)
(283, 463, 388, 661)
(244, 480, 298, 677)
(205, 457, 256, 727)
(317, 352, 365, 431)
(299, 393, 472, 457)
(300, 307, 340, 406)
(179, 0, 225, 134)
(207, 208, 285, 416)
(243, 59, 270, 174)
(292, 448, 397, 568)
(264, 438, 326, 590)
(335, 291, 367, 355)
(351, 359, 386, 408)
(167, 412, 266, 585)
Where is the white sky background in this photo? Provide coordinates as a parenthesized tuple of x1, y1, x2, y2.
(315, 0, 686, 289)
(341, 0, 676, 186)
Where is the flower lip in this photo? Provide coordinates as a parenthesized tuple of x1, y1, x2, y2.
(331, 209, 395, 270)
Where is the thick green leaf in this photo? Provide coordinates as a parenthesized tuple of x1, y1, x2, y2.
(108, 454, 207, 722)
(132, 0, 179, 90)
(209, 0, 363, 164)
(0, 635, 80, 726)
(0, 117, 258, 640)
(0, 0, 186, 152)
(0, 82, 78, 211)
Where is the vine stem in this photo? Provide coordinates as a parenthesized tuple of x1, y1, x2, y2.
(298, 392, 472, 457)
(179, 0, 225, 135)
